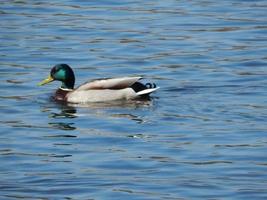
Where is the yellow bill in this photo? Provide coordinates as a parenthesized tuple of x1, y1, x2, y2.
(38, 75, 54, 86)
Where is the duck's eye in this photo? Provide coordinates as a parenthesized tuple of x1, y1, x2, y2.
(51, 67, 58, 75)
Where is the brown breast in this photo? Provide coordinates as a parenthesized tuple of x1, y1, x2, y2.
(54, 88, 70, 101)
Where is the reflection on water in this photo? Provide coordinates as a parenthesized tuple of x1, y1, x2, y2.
(48, 122, 76, 130)
(49, 104, 77, 119)
(39, 97, 156, 132)
(0, 0, 267, 199)
(46, 98, 154, 118)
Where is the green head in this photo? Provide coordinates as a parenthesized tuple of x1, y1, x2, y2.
(38, 64, 75, 89)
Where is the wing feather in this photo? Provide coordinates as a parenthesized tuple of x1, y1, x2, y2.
(136, 87, 160, 96)
(75, 77, 142, 91)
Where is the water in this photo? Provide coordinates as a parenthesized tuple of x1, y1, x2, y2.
(0, 0, 267, 199)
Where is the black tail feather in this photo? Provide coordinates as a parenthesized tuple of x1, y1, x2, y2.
(145, 83, 157, 89)
(131, 82, 157, 93)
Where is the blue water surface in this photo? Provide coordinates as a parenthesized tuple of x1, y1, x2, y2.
(0, 0, 267, 199)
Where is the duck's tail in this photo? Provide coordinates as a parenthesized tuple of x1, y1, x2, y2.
(136, 82, 159, 96)
(145, 83, 157, 89)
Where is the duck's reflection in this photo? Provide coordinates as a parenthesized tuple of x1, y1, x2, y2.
(48, 122, 76, 130)
(66, 98, 154, 110)
(38, 100, 78, 131)
(49, 104, 77, 119)
(41, 97, 155, 132)
(66, 99, 154, 124)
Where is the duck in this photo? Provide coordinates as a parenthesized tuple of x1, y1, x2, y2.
(38, 64, 159, 103)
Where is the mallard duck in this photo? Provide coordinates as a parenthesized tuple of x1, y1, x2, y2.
(38, 64, 159, 103)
